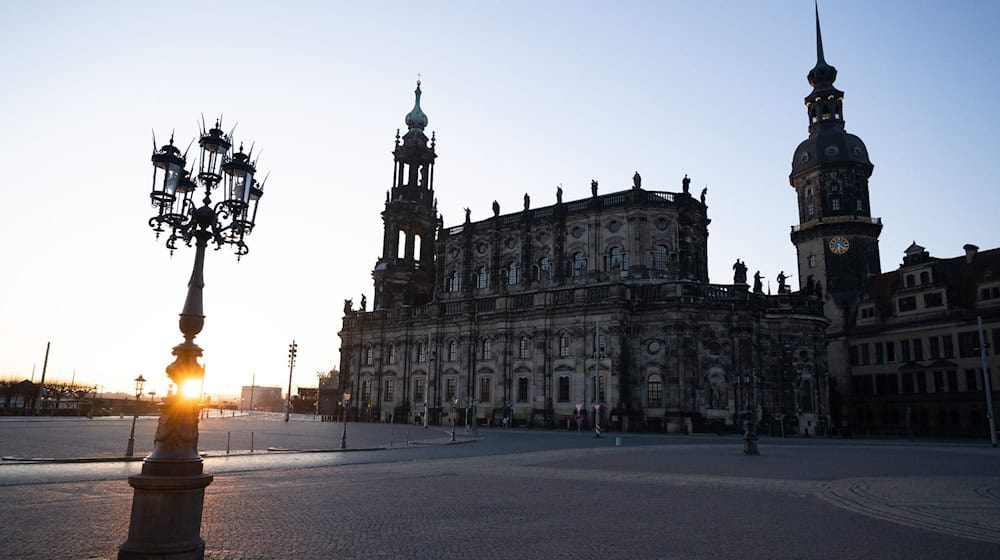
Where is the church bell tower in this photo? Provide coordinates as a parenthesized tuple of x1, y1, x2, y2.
(372, 81, 438, 310)
(789, 5, 882, 323)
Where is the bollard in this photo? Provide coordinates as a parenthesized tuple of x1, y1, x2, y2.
(250, 431, 254, 453)
(226, 432, 231, 454)
(615, 437, 622, 447)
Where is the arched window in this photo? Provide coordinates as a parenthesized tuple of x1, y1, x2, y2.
(447, 271, 460, 293)
(413, 377, 425, 402)
(416, 342, 426, 363)
(364, 345, 374, 366)
(387, 343, 397, 364)
(445, 377, 458, 401)
(479, 377, 492, 403)
(481, 338, 492, 360)
(476, 267, 489, 289)
(383, 378, 395, 402)
(447, 340, 458, 361)
(652, 245, 669, 271)
(536, 256, 551, 281)
(905, 274, 915, 288)
(919, 271, 930, 284)
(507, 262, 520, 285)
(806, 189, 815, 218)
(558, 333, 570, 358)
(397, 230, 406, 259)
(609, 247, 626, 271)
(518, 336, 529, 359)
(413, 234, 422, 260)
(798, 379, 814, 413)
(647, 374, 664, 407)
(361, 379, 372, 402)
(571, 252, 586, 277)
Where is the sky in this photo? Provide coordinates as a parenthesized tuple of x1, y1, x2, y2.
(1, 0, 998, 399)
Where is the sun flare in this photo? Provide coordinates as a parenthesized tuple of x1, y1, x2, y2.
(180, 379, 203, 399)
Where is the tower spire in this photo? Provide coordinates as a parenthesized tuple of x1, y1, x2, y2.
(815, 1, 826, 65)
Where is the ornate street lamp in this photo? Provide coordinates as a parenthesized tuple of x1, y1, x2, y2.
(341, 392, 352, 449)
(124, 374, 146, 457)
(119, 118, 266, 560)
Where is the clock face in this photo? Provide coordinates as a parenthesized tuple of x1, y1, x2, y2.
(829, 236, 850, 255)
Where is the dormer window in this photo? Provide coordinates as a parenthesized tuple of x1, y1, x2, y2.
(860, 306, 876, 319)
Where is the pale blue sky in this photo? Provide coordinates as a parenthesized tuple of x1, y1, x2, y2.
(1, 1, 997, 397)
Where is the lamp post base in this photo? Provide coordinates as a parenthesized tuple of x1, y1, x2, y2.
(743, 433, 760, 455)
(118, 464, 213, 560)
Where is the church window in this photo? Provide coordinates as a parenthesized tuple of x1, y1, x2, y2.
(507, 262, 520, 285)
(416, 342, 427, 363)
(364, 345, 374, 366)
(653, 245, 669, 271)
(476, 267, 489, 289)
(446, 377, 457, 401)
(647, 374, 664, 407)
(397, 230, 406, 259)
(479, 377, 492, 403)
(447, 340, 458, 361)
(387, 343, 397, 364)
(482, 338, 492, 360)
(413, 234, 421, 260)
(831, 197, 841, 211)
(806, 189, 815, 218)
(571, 252, 586, 277)
(808, 254, 816, 268)
(383, 379, 394, 402)
(609, 247, 627, 271)
(518, 336, 529, 359)
(447, 271, 460, 293)
(361, 379, 372, 403)
(414, 377, 425, 402)
(517, 377, 529, 402)
(539, 256, 551, 275)
(856, 199, 864, 212)
(558, 376, 570, 402)
(559, 333, 570, 358)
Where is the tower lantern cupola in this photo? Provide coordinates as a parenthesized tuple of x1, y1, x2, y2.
(373, 81, 439, 310)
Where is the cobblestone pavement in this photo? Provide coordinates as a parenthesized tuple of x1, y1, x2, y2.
(0, 434, 998, 559)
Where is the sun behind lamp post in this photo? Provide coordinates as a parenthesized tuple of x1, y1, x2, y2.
(118, 118, 266, 560)
(124, 374, 146, 457)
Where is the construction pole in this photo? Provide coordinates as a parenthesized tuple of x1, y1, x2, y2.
(33, 342, 50, 415)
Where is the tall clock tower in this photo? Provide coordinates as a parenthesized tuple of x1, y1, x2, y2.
(789, 7, 882, 327)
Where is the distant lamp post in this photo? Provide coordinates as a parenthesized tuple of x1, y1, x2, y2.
(450, 397, 458, 442)
(125, 374, 146, 457)
(341, 393, 351, 449)
(285, 340, 298, 422)
(118, 118, 266, 560)
(742, 370, 760, 456)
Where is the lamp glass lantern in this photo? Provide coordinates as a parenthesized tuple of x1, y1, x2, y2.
(198, 123, 232, 183)
(150, 143, 186, 209)
(134, 374, 147, 399)
(221, 148, 256, 208)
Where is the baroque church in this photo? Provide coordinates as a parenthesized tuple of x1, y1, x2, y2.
(337, 56, 831, 433)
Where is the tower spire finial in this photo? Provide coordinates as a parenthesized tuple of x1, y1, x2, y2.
(815, 1, 826, 65)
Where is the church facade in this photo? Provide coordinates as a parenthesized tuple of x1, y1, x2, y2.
(338, 78, 829, 434)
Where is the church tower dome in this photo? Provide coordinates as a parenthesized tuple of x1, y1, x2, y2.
(789, 3, 883, 323)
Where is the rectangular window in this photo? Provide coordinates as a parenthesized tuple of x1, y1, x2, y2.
(946, 370, 957, 394)
(916, 372, 927, 394)
(482, 339, 492, 360)
(913, 339, 923, 361)
(417, 344, 427, 363)
(965, 369, 979, 392)
(384, 379, 394, 402)
(831, 198, 841, 211)
(923, 292, 943, 308)
(446, 378, 457, 401)
(414, 377, 425, 402)
(479, 377, 491, 403)
(933, 371, 944, 393)
(517, 377, 529, 402)
(875, 342, 885, 364)
(519, 337, 529, 359)
(448, 342, 458, 361)
(898, 296, 917, 313)
(647, 378, 663, 407)
(958, 331, 979, 358)
(901, 340, 911, 362)
(362, 380, 372, 403)
(886, 341, 896, 362)
(901, 373, 914, 394)
(942, 335, 954, 358)
(929, 336, 940, 360)
(559, 335, 570, 358)
(558, 376, 570, 402)
(597, 374, 606, 402)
